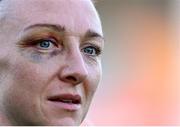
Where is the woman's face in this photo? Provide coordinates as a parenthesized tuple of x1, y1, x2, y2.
(0, 0, 104, 125)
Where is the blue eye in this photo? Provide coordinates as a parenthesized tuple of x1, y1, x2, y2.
(39, 40, 51, 48)
(36, 39, 56, 50)
(82, 46, 100, 56)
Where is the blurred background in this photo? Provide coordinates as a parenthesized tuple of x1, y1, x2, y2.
(82, 0, 180, 125)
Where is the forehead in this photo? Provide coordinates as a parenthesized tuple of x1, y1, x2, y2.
(1, 0, 102, 36)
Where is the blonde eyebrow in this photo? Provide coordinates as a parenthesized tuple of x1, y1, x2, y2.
(24, 23, 104, 40)
(85, 29, 104, 39)
(24, 23, 65, 32)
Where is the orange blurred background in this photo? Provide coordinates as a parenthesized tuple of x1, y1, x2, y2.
(82, 0, 180, 125)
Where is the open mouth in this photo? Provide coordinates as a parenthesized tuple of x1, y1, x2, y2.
(47, 94, 81, 105)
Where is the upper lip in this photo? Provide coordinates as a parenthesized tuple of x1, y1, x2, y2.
(47, 94, 82, 104)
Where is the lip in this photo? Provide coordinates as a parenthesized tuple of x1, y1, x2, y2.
(47, 94, 82, 111)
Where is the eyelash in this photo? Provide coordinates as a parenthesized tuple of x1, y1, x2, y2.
(82, 45, 101, 57)
(21, 37, 59, 52)
(35, 38, 58, 49)
(21, 37, 102, 57)
(34, 37, 57, 44)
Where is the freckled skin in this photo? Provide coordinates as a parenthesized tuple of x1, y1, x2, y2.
(0, 0, 104, 126)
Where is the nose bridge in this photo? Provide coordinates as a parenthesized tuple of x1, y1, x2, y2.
(59, 37, 88, 85)
(68, 43, 86, 73)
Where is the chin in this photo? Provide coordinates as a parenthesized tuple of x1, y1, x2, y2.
(46, 118, 80, 126)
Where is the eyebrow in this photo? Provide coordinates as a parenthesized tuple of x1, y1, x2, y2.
(85, 30, 104, 39)
(24, 23, 104, 40)
(24, 23, 65, 32)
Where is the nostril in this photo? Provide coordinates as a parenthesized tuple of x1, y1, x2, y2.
(66, 76, 77, 82)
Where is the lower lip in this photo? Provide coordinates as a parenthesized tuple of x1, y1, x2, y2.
(48, 101, 81, 111)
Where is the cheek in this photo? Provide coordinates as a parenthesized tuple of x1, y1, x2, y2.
(4, 61, 45, 108)
(90, 61, 102, 88)
(85, 62, 102, 101)
(5, 59, 52, 108)
(79, 66, 101, 120)
(12, 64, 44, 95)
(2, 59, 56, 124)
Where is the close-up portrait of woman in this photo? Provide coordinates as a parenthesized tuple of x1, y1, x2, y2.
(0, 0, 180, 126)
(0, 0, 104, 125)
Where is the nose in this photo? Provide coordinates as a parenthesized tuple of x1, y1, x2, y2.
(59, 47, 88, 85)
